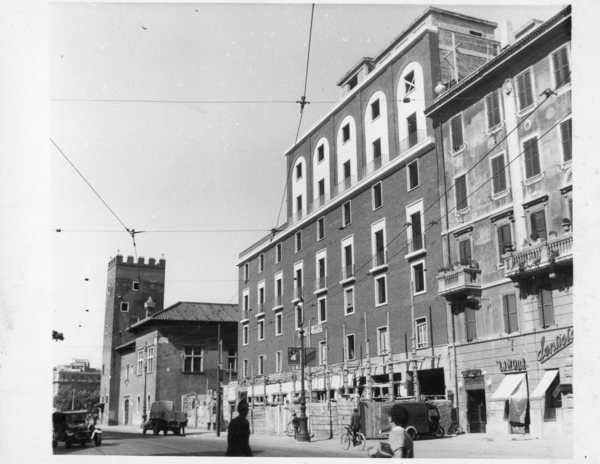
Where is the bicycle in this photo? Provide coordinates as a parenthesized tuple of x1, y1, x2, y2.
(341, 425, 366, 451)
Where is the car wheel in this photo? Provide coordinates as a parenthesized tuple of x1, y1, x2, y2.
(435, 425, 445, 438)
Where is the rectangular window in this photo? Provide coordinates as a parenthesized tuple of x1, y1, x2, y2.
(523, 137, 541, 179)
(343, 201, 351, 226)
(317, 217, 325, 240)
(294, 266, 303, 300)
(465, 306, 478, 342)
(243, 292, 249, 314)
(409, 210, 423, 251)
(257, 318, 265, 341)
(137, 350, 144, 375)
(516, 69, 534, 111)
(318, 296, 327, 323)
(120, 302, 129, 312)
(317, 144, 325, 162)
(276, 243, 282, 263)
(275, 312, 282, 335)
(485, 90, 502, 129)
(147, 346, 154, 373)
(275, 273, 283, 306)
(491, 154, 508, 194)
(243, 263, 249, 281)
(502, 293, 519, 334)
(343, 160, 351, 180)
(560, 119, 572, 162)
(295, 231, 302, 252)
(344, 287, 355, 315)
(372, 182, 383, 209)
(412, 262, 425, 294)
(538, 287, 555, 328)
(296, 194, 303, 214)
(258, 355, 265, 375)
(497, 223, 513, 258)
(416, 317, 428, 348)
(371, 99, 380, 120)
(242, 324, 249, 346)
(373, 138, 382, 165)
(407, 113, 418, 146)
(295, 305, 304, 329)
(317, 178, 325, 199)
(227, 348, 237, 372)
(317, 255, 326, 287)
(342, 123, 350, 142)
(458, 238, 472, 263)
(404, 71, 415, 95)
(183, 346, 203, 373)
(296, 162, 302, 179)
(342, 239, 354, 280)
(407, 160, 419, 190)
(258, 254, 264, 273)
(132, 281, 140, 291)
(275, 351, 282, 373)
(530, 209, 547, 241)
(552, 46, 570, 89)
(243, 359, 249, 378)
(455, 174, 468, 211)
(346, 334, 355, 360)
(375, 275, 387, 306)
(373, 228, 386, 267)
(377, 327, 389, 355)
(450, 114, 464, 151)
(319, 341, 327, 365)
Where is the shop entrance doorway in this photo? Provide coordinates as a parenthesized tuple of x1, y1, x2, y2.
(466, 389, 486, 433)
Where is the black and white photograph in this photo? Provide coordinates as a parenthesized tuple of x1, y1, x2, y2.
(0, 0, 596, 461)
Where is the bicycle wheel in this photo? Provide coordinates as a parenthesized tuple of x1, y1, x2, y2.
(341, 433, 351, 450)
(355, 432, 366, 451)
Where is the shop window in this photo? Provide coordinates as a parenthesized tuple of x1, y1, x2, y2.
(544, 371, 562, 421)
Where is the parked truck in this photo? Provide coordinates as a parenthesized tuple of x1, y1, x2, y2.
(142, 401, 188, 436)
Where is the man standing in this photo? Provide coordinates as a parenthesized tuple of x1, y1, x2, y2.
(225, 400, 252, 457)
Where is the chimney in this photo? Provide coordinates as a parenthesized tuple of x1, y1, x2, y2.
(499, 21, 515, 49)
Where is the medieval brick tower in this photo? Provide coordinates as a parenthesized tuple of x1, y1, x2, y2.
(99, 254, 165, 425)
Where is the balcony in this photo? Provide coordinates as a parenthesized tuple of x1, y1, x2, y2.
(437, 261, 482, 299)
(293, 286, 303, 302)
(256, 303, 265, 315)
(406, 233, 426, 256)
(311, 193, 330, 211)
(314, 276, 328, 293)
(241, 309, 250, 322)
(333, 175, 358, 197)
(364, 154, 385, 177)
(370, 250, 388, 273)
(273, 294, 283, 309)
(340, 264, 355, 283)
(397, 129, 425, 158)
(501, 233, 573, 279)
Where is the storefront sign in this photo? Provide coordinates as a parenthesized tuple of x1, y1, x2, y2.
(496, 358, 527, 373)
(462, 369, 482, 378)
(311, 324, 323, 334)
(464, 375, 485, 390)
(537, 327, 574, 364)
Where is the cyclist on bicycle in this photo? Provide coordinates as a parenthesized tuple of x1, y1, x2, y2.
(350, 408, 361, 445)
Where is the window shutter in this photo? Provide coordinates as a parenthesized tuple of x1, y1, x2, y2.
(492, 156, 507, 193)
(530, 210, 547, 240)
(486, 91, 500, 128)
(538, 288, 555, 328)
(459, 239, 471, 262)
(503, 294, 518, 333)
(451, 115, 463, 151)
(561, 119, 572, 161)
(553, 47, 570, 88)
(524, 138, 540, 178)
(465, 306, 477, 341)
(456, 175, 468, 210)
(517, 72, 533, 109)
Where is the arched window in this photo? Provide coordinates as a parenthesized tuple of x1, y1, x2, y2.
(336, 115, 357, 193)
(397, 62, 426, 153)
(312, 138, 330, 210)
(365, 90, 389, 175)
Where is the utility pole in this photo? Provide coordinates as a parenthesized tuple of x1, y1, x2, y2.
(142, 342, 148, 425)
(216, 323, 222, 437)
(410, 279, 421, 401)
(296, 301, 310, 442)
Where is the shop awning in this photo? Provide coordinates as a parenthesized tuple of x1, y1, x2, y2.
(530, 370, 559, 399)
(490, 372, 526, 401)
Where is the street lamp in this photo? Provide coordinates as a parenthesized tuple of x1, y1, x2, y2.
(295, 300, 310, 442)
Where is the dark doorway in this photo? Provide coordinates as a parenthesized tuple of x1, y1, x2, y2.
(124, 399, 130, 425)
(466, 389, 486, 433)
(417, 368, 446, 397)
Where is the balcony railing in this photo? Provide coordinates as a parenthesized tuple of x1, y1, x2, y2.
(314, 276, 327, 291)
(333, 175, 358, 197)
(501, 233, 573, 278)
(407, 234, 426, 254)
(372, 250, 388, 269)
(256, 302, 265, 314)
(397, 129, 425, 157)
(311, 192, 331, 211)
(340, 264, 355, 281)
(241, 309, 250, 321)
(437, 263, 482, 298)
(293, 286, 303, 300)
(364, 154, 385, 177)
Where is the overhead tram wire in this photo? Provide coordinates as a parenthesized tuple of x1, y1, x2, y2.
(50, 138, 141, 256)
(274, 3, 316, 233)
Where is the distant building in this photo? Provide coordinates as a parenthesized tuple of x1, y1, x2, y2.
(53, 359, 100, 404)
(426, 6, 572, 435)
(99, 254, 238, 427)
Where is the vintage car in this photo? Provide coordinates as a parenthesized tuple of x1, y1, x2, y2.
(52, 410, 102, 448)
(142, 401, 188, 436)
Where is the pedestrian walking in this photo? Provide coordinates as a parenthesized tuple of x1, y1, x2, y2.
(292, 412, 299, 438)
(225, 400, 252, 457)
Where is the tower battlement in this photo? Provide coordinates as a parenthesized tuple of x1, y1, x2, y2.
(108, 254, 166, 269)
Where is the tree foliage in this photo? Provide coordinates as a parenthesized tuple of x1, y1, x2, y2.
(54, 384, 100, 412)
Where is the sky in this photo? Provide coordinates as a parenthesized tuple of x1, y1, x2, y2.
(47, 1, 569, 370)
